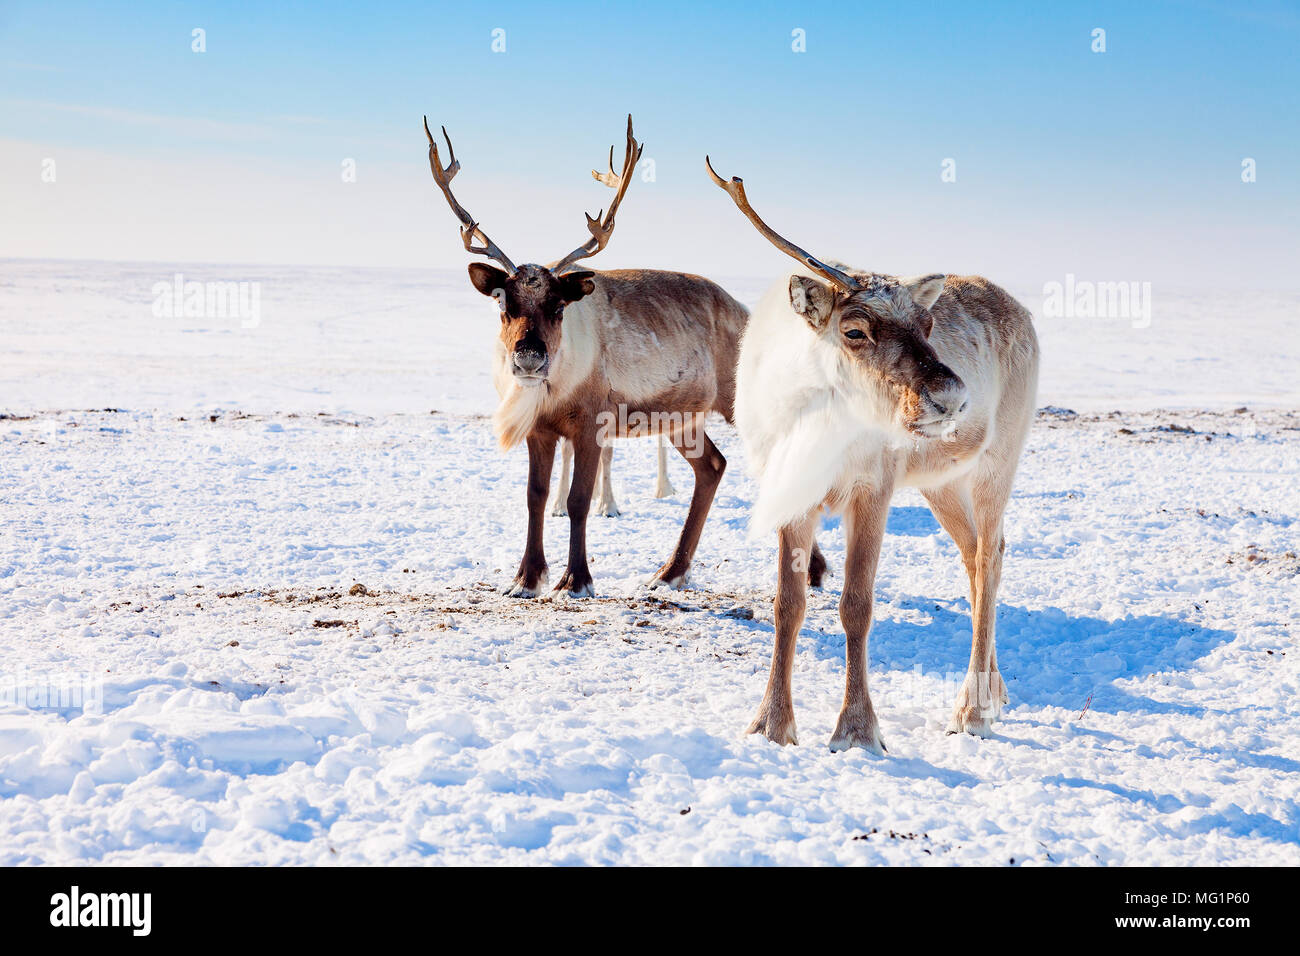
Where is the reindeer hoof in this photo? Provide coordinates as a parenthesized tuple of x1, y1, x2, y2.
(945, 713, 997, 737)
(652, 480, 677, 499)
(595, 499, 621, 518)
(829, 709, 886, 755)
(946, 707, 999, 737)
(551, 572, 594, 599)
(648, 560, 689, 590)
(504, 570, 546, 598)
(648, 571, 686, 590)
(945, 670, 1007, 736)
(549, 504, 568, 517)
(746, 704, 797, 745)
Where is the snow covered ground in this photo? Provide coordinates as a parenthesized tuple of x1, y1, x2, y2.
(1, 260, 1298, 865)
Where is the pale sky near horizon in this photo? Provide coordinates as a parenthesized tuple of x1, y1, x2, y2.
(1, 0, 1298, 289)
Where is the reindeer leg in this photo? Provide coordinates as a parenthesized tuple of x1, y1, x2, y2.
(829, 480, 893, 755)
(925, 478, 1010, 736)
(649, 420, 725, 589)
(748, 513, 818, 745)
(553, 427, 600, 598)
(652, 435, 676, 498)
(808, 538, 827, 589)
(593, 443, 621, 517)
(549, 438, 572, 517)
(506, 434, 557, 598)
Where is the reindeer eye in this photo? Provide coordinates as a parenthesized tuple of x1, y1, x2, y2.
(844, 328, 867, 340)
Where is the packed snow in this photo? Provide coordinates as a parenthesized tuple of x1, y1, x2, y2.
(1, 260, 1298, 865)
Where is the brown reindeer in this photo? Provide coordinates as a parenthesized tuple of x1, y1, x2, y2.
(707, 158, 1039, 752)
(424, 116, 749, 597)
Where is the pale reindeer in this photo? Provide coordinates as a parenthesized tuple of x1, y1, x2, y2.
(707, 158, 1039, 752)
(424, 115, 748, 597)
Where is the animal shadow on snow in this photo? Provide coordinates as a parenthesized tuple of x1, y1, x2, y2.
(756, 508, 1238, 723)
(811, 595, 1235, 720)
(782, 591, 1300, 826)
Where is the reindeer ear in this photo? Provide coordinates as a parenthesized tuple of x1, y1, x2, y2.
(468, 263, 510, 305)
(788, 275, 836, 330)
(557, 270, 595, 304)
(902, 273, 945, 311)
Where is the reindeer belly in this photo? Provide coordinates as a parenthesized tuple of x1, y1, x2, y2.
(604, 346, 717, 436)
(605, 380, 714, 437)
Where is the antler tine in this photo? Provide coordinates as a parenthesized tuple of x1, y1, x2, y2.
(423, 117, 462, 187)
(439, 123, 456, 168)
(423, 116, 517, 275)
(593, 145, 619, 188)
(552, 114, 643, 274)
(704, 155, 861, 294)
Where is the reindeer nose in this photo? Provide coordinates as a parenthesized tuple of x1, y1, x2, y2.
(922, 383, 969, 419)
(513, 349, 547, 374)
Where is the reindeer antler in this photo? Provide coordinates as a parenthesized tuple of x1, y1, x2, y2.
(424, 117, 518, 275)
(704, 156, 861, 294)
(551, 115, 644, 274)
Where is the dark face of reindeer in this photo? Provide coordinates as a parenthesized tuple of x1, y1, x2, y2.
(789, 273, 970, 438)
(469, 263, 596, 385)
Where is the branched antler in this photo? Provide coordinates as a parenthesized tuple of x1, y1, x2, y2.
(704, 156, 861, 294)
(424, 117, 518, 275)
(551, 115, 644, 274)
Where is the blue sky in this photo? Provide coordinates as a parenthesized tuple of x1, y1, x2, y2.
(2, 0, 1297, 286)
